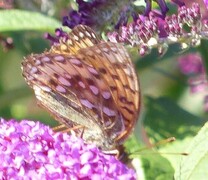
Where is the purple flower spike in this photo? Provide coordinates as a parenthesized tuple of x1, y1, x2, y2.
(0, 119, 136, 179)
(144, 0, 169, 17)
(46, 0, 137, 44)
(171, 0, 185, 7)
(62, 0, 136, 31)
(108, 3, 208, 56)
(157, 0, 169, 18)
(144, 0, 152, 16)
(45, 28, 68, 45)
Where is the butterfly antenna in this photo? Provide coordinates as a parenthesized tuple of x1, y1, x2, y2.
(138, 137, 176, 151)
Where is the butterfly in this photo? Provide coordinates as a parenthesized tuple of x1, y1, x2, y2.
(22, 25, 140, 152)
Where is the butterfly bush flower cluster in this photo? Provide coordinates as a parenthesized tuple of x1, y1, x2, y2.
(45, 0, 138, 43)
(61, 0, 137, 31)
(46, 0, 185, 44)
(108, 2, 208, 56)
(63, 0, 184, 31)
(47, 1, 208, 57)
(175, 1, 208, 112)
(0, 119, 136, 179)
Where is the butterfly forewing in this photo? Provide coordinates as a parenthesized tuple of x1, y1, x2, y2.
(51, 25, 101, 55)
(22, 25, 140, 151)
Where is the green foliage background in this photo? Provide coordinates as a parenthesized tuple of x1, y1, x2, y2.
(0, 1, 207, 179)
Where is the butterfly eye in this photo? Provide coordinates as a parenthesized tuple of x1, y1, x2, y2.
(22, 25, 140, 151)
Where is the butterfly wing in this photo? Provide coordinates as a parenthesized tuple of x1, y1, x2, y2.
(51, 25, 101, 55)
(22, 51, 123, 150)
(76, 41, 140, 143)
(22, 25, 140, 150)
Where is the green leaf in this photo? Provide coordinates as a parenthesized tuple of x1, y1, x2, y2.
(142, 154, 174, 180)
(144, 96, 204, 142)
(0, 10, 61, 33)
(174, 122, 208, 180)
(124, 134, 142, 155)
(0, 86, 31, 109)
(125, 135, 174, 179)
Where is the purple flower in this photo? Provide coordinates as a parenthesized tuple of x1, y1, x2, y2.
(178, 53, 206, 93)
(108, 3, 208, 56)
(46, 2, 208, 57)
(108, 12, 162, 56)
(177, 53, 208, 111)
(144, 0, 185, 18)
(144, 0, 169, 18)
(171, 0, 185, 7)
(0, 119, 136, 179)
(188, 75, 208, 93)
(62, 0, 136, 31)
(44, 28, 68, 45)
(46, 0, 138, 45)
(178, 53, 204, 75)
(182, 0, 208, 20)
(65, 0, 170, 31)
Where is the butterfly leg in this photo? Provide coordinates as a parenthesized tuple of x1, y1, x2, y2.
(52, 124, 66, 132)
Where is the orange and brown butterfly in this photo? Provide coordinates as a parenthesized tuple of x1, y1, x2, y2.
(22, 25, 140, 152)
